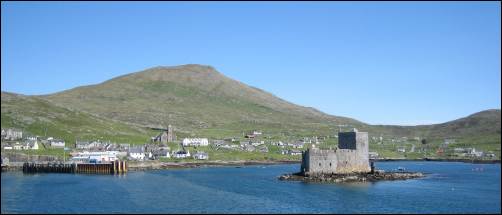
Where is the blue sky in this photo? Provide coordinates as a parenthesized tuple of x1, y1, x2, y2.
(1, 2, 500, 125)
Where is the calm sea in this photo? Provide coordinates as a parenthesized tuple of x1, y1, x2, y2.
(1, 161, 500, 213)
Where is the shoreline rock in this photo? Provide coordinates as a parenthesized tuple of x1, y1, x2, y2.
(126, 160, 300, 171)
(278, 170, 425, 183)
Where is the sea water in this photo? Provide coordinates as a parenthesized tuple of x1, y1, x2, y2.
(1, 161, 500, 213)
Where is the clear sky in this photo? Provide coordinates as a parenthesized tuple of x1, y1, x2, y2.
(1, 2, 500, 125)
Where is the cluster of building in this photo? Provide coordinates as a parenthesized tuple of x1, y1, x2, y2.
(244, 131, 262, 138)
(182, 138, 209, 147)
(452, 147, 496, 158)
(69, 140, 210, 162)
(275, 141, 305, 149)
(1, 128, 66, 150)
(76, 140, 130, 151)
(280, 149, 302, 156)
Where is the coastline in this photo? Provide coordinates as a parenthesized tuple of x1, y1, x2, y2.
(373, 158, 501, 164)
(2, 158, 499, 172)
(126, 160, 300, 171)
(124, 158, 501, 171)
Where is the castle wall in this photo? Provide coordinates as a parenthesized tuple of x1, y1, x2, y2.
(301, 131, 370, 175)
(301, 148, 337, 175)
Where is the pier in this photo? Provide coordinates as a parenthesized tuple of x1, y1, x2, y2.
(22, 160, 127, 174)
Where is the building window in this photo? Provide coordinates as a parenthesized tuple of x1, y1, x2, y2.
(319, 163, 321, 167)
(330, 163, 332, 167)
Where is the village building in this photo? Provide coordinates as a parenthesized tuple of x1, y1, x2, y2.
(397, 147, 406, 153)
(13, 144, 24, 150)
(71, 151, 119, 163)
(128, 147, 146, 160)
(444, 139, 456, 144)
(241, 143, 255, 152)
(300, 129, 371, 175)
(193, 151, 209, 160)
(182, 138, 209, 147)
(173, 150, 191, 159)
(26, 140, 39, 150)
(1, 128, 23, 141)
(245, 134, 256, 138)
(50, 139, 65, 148)
(292, 142, 305, 149)
(26, 136, 37, 141)
(152, 124, 175, 144)
(151, 149, 171, 159)
(252, 131, 262, 135)
(224, 137, 237, 142)
(251, 141, 265, 146)
(119, 143, 131, 150)
(289, 150, 302, 156)
(258, 146, 269, 153)
(212, 140, 225, 146)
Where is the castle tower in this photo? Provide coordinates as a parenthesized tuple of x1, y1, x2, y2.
(167, 124, 175, 142)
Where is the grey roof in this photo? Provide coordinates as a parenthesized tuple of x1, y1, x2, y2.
(26, 140, 37, 147)
(129, 147, 144, 153)
(51, 139, 65, 143)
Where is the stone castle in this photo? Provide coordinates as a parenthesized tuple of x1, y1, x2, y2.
(300, 129, 371, 175)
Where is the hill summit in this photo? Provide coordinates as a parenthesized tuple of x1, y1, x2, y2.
(42, 64, 362, 134)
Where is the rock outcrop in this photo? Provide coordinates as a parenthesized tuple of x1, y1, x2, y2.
(279, 170, 424, 183)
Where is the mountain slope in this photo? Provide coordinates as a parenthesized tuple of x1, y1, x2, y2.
(41, 64, 363, 136)
(369, 109, 501, 139)
(1, 92, 154, 144)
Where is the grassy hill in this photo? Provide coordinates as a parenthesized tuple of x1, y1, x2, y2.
(1, 92, 156, 145)
(41, 64, 364, 138)
(1, 64, 500, 159)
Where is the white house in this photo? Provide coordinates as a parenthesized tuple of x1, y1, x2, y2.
(289, 150, 302, 156)
(193, 152, 209, 160)
(128, 147, 145, 160)
(3, 128, 23, 140)
(397, 147, 406, 153)
(292, 142, 304, 149)
(13, 143, 23, 150)
(252, 131, 262, 135)
(173, 150, 191, 159)
(152, 149, 170, 159)
(251, 141, 265, 146)
(26, 136, 37, 141)
(27, 140, 39, 150)
(182, 138, 209, 147)
(50, 139, 65, 148)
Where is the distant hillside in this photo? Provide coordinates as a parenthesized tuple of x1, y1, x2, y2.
(369, 109, 501, 139)
(1, 64, 500, 149)
(1, 92, 154, 144)
(430, 109, 501, 137)
(41, 65, 364, 137)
